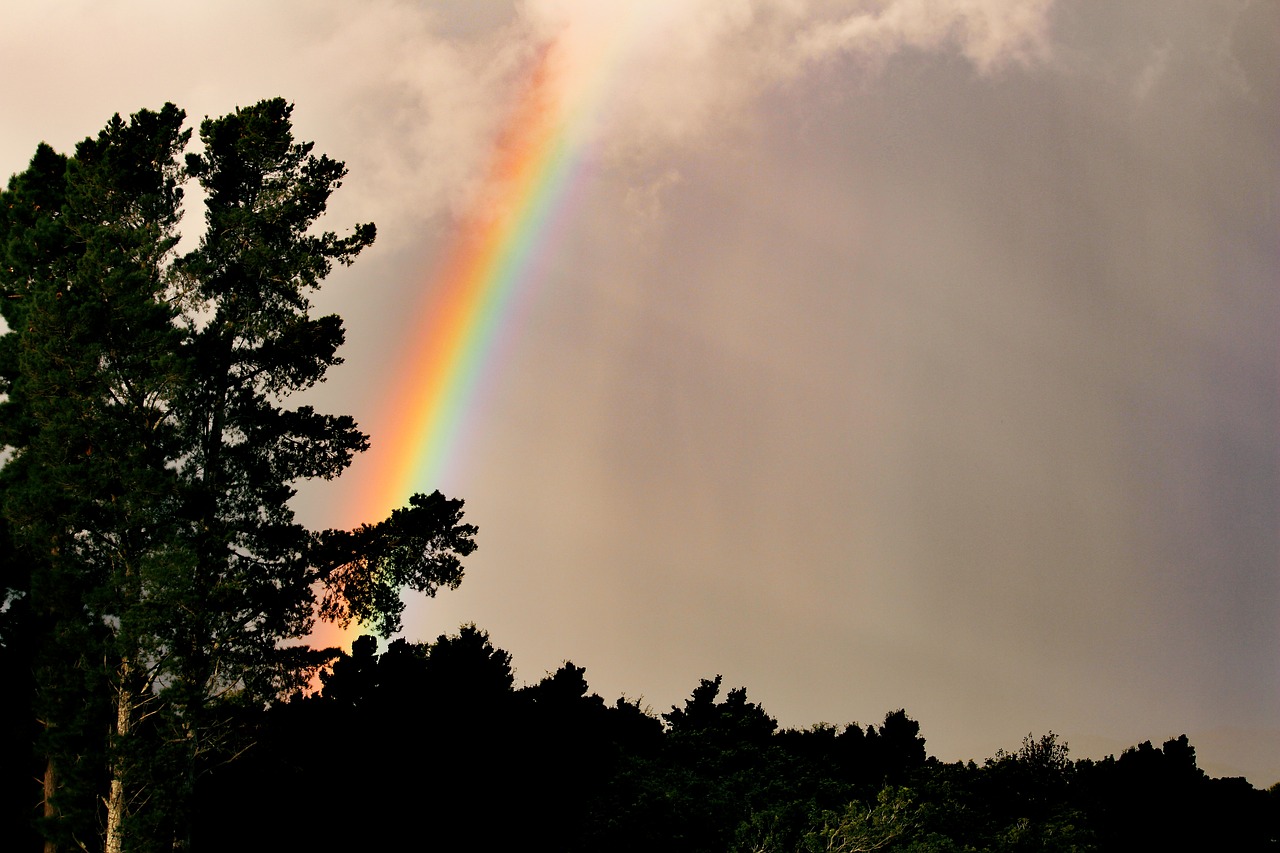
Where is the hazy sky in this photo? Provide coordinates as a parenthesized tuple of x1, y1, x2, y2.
(2, 1, 1276, 784)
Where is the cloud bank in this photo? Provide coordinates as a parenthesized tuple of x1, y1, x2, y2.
(2, 0, 1276, 785)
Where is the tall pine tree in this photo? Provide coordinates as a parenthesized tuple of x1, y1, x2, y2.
(0, 106, 192, 853)
(0, 100, 477, 852)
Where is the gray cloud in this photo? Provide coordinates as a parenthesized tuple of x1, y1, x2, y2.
(2, 0, 1276, 785)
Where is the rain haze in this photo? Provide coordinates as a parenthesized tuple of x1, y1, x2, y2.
(2, 0, 1276, 785)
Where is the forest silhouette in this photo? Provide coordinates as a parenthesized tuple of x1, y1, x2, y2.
(5, 619, 1277, 850)
(0, 99, 1275, 851)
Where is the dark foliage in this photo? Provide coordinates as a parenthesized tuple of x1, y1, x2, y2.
(182, 629, 1278, 852)
(0, 101, 476, 851)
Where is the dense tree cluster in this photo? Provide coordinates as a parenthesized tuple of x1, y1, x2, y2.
(190, 627, 1275, 852)
(1, 101, 1276, 851)
(6, 619, 1277, 850)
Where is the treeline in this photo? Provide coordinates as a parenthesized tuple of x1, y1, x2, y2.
(4, 621, 1277, 850)
(184, 627, 1277, 850)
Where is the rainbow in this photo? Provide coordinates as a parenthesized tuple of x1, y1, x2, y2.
(357, 43, 587, 518)
(317, 25, 632, 649)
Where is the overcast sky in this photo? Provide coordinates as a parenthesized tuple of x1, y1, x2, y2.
(2, 0, 1276, 785)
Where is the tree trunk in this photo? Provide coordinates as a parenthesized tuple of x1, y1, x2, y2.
(42, 756, 57, 853)
(104, 664, 133, 853)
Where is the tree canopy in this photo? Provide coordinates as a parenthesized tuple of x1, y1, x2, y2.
(0, 99, 476, 852)
(189, 627, 1280, 852)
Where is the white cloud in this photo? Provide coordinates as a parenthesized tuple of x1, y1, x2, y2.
(490, 0, 1058, 190)
(793, 0, 1053, 72)
(1, 0, 1057, 244)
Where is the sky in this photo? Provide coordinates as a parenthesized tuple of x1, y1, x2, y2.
(2, 0, 1276, 785)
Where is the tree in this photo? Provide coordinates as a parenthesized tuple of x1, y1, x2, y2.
(979, 733, 1090, 850)
(0, 100, 477, 852)
(664, 676, 779, 746)
(800, 786, 924, 853)
(0, 106, 193, 852)
(196, 625, 523, 848)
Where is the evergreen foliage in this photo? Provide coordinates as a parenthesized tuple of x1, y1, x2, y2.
(0, 101, 476, 851)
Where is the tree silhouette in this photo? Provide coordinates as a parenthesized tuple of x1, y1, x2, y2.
(0, 101, 476, 851)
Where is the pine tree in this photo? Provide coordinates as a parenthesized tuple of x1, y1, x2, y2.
(0, 100, 477, 852)
(0, 106, 192, 852)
